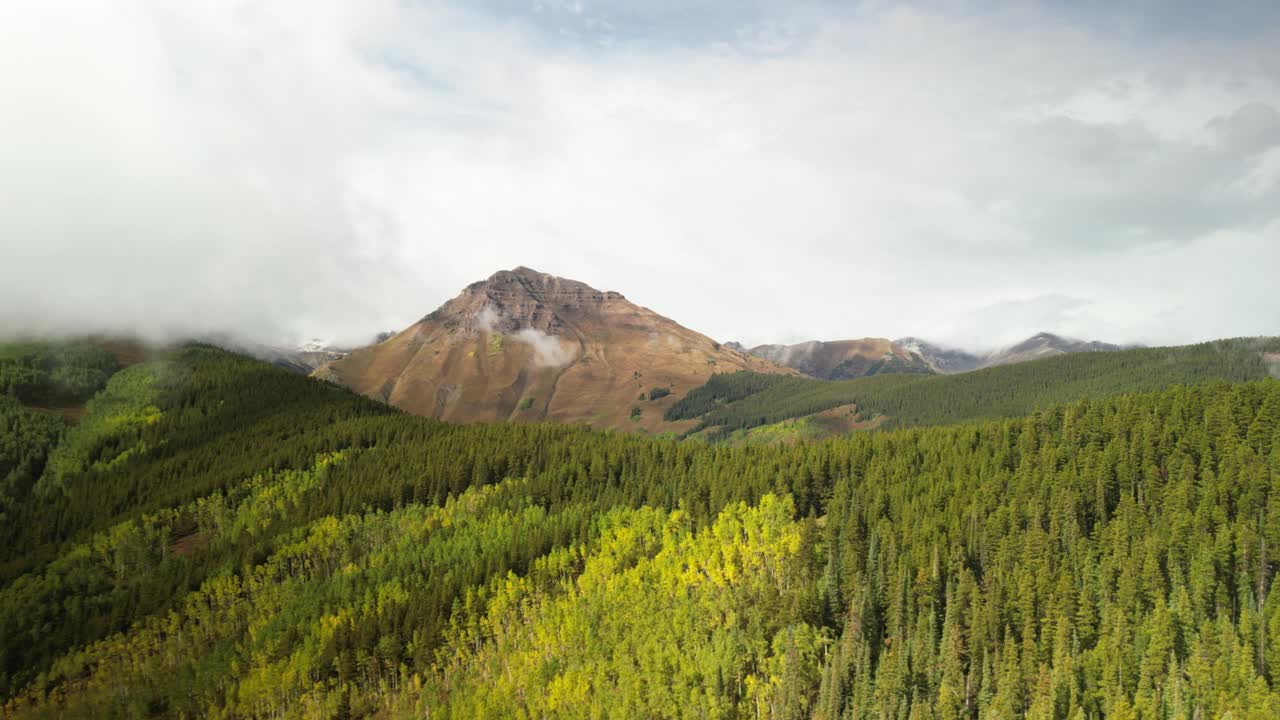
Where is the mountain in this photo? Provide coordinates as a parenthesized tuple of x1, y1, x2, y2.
(894, 337, 985, 373)
(983, 331, 1125, 366)
(313, 267, 790, 429)
(734, 338, 934, 380)
(897, 331, 1128, 373)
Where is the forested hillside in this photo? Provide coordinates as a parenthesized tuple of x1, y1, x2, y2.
(670, 338, 1280, 438)
(0, 340, 127, 542)
(3, 345, 1280, 718)
(0, 340, 121, 407)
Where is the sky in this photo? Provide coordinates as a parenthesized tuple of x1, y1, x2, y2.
(1, 0, 1278, 351)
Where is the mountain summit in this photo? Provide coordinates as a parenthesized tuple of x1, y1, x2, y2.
(990, 331, 1124, 365)
(429, 266, 627, 336)
(314, 267, 789, 428)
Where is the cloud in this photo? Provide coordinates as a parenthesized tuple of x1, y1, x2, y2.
(473, 306, 501, 334)
(949, 295, 1095, 351)
(1210, 102, 1280, 155)
(473, 303, 574, 366)
(514, 328, 576, 367)
(1, 1, 1278, 351)
(0, 1, 418, 346)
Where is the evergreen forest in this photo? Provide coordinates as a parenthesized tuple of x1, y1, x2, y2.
(3, 342, 1280, 718)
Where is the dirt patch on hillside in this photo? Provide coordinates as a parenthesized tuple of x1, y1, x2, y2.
(810, 404, 887, 434)
(169, 531, 212, 557)
(29, 405, 89, 425)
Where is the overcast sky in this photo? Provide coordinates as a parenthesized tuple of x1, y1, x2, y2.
(2, 0, 1278, 351)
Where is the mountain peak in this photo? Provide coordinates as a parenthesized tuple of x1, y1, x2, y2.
(1006, 332, 1070, 352)
(484, 265, 550, 283)
(317, 269, 792, 428)
(470, 268, 625, 302)
(986, 332, 1123, 367)
(424, 268, 629, 334)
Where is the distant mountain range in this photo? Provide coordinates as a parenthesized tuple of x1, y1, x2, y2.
(900, 332, 1131, 373)
(729, 332, 1131, 379)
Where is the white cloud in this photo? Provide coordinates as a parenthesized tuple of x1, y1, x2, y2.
(1, 1, 1277, 350)
(514, 327, 576, 367)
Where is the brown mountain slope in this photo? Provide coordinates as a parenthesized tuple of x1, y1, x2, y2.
(313, 267, 792, 430)
(737, 338, 934, 380)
